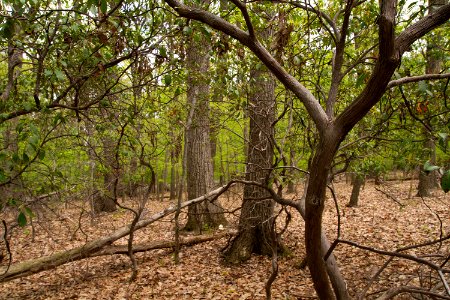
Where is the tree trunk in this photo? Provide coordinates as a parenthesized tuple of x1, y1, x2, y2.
(287, 147, 296, 193)
(184, 21, 227, 232)
(305, 136, 341, 299)
(347, 174, 364, 207)
(169, 159, 177, 200)
(416, 0, 446, 197)
(93, 134, 117, 213)
(222, 66, 282, 263)
(169, 127, 180, 200)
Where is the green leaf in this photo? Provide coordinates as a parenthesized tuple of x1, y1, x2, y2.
(159, 46, 167, 58)
(24, 207, 34, 217)
(423, 161, 439, 173)
(12, 153, 20, 163)
(164, 74, 172, 86)
(23, 102, 33, 111)
(28, 134, 39, 147)
(17, 212, 27, 227)
(418, 81, 428, 93)
(38, 149, 45, 160)
(438, 132, 448, 152)
(100, 0, 108, 13)
(54, 69, 65, 81)
(356, 73, 367, 87)
(1, 19, 15, 39)
(183, 26, 192, 36)
(441, 170, 450, 193)
(100, 99, 109, 107)
(22, 152, 29, 163)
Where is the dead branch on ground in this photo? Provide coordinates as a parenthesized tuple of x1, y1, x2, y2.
(0, 183, 234, 283)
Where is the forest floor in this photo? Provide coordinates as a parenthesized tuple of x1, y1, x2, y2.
(0, 179, 449, 299)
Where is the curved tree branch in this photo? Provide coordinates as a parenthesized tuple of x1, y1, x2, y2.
(229, 0, 255, 40)
(388, 72, 450, 88)
(163, 0, 329, 133)
(335, 2, 450, 135)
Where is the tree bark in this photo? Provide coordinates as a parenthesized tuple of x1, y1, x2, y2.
(93, 134, 117, 213)
(416, 0, 446, 197)
(184, 19, 227, 231)
(347, 174, 364, 207)
(222, 66, 281, 263)
(305, 135, 341, 299)
(297, 188, 350, 300)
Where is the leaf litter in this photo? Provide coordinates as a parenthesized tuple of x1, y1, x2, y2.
(0, 179, 448, 299)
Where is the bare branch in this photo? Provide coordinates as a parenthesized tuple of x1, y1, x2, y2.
(377, 286, 450, 300)
(396, 3, 450, 54)
(277, 0, 339, 42)
(229, 0, 255, 39)
(388, 73, 450, 88)
(338, 239, 450, 272)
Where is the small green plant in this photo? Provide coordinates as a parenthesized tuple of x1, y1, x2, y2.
(423, 132, 450, 193)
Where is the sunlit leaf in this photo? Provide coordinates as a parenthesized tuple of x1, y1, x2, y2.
(423, 161, 439, 173)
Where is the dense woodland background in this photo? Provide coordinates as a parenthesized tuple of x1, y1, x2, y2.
(0, 0, 449, 299)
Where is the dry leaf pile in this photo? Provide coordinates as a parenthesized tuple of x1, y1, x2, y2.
(0, 179, 449, 299)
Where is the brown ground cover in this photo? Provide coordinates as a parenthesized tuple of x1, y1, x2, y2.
(0, 179, 449, 299)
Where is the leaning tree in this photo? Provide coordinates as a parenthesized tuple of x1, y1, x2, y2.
(162, 0, 450, 298)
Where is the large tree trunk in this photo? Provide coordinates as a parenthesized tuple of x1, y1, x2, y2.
(184, 21, 227, 232)
(222, 66, 281, 263)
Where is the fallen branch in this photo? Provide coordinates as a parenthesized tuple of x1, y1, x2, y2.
(377, 285, 450, 300)
(375, 186, 404, 207)
(0, 183, 234, 282)
(95, 229, 237, 256)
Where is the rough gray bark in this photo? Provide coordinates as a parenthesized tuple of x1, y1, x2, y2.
(222, 66, 281, 263)
(93, 134, 117, 213)
(347, 174, 364, 207)
(184, 20, 227, 231)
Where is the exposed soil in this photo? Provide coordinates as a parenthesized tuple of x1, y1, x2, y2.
(0, 179, 449, 299)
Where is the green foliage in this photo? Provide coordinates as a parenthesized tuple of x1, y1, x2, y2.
(423, 161, 440, 174)
(441, 170, 450, 193)
(17, 212, 27, 227)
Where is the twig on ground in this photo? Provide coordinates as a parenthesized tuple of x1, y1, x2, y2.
(375, 186, 404, 207)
